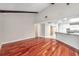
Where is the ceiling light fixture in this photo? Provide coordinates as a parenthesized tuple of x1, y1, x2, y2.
(66, 3, 70, 5)
(51, 3, 55, 5)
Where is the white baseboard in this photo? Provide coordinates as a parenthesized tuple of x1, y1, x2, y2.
(1, 36, 34, 45)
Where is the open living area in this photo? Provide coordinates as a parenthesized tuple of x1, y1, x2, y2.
(0, 3, 79, 56)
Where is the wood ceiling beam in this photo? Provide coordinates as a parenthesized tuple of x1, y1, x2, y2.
(0, 10, 38, 13)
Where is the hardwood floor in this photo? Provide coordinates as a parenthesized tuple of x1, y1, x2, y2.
(0, 37, 79, 56)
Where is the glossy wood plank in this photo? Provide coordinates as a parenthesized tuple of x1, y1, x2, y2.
(0, 37, 79, 56)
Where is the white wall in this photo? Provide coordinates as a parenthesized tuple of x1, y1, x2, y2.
(0, 15, 2, 44)
(1, 13, 36, 44)
(0, 14, 4, 45)
(36, 3, 79, 23)
(40, 24, 45, 37)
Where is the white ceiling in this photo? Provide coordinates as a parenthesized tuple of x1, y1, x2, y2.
(0, 3, 51, 12)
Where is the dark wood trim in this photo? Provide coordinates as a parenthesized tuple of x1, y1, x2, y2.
(0, 10, 38, 13)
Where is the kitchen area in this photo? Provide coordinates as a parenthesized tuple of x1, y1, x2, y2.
(36, 17, 79, 49)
